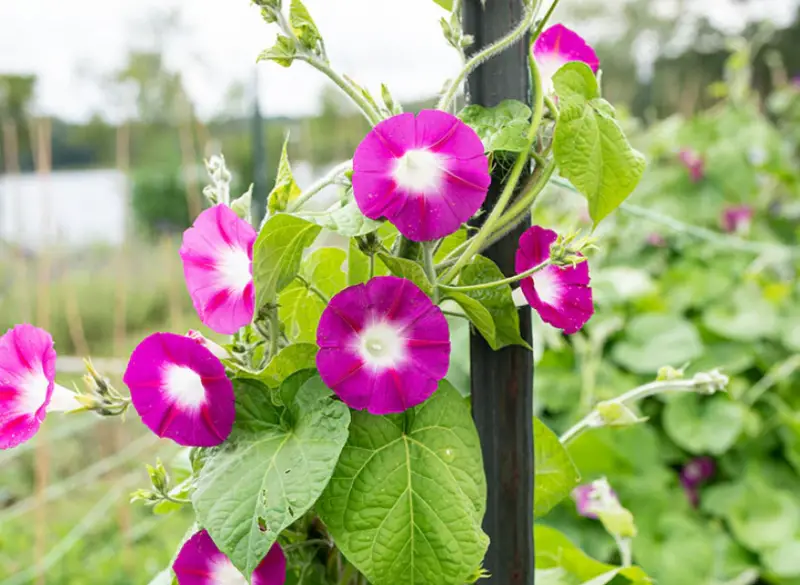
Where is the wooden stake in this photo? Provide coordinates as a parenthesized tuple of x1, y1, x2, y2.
(33, 116, 53, 585)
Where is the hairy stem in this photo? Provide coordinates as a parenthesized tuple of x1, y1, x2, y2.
(440, 55, 545, 284)
(440, 257, 554, 292)
(437, 3, 536, 111)
(286, 160, 352, 213)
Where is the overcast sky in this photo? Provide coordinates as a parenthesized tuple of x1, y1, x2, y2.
(0, 0, 796, 122)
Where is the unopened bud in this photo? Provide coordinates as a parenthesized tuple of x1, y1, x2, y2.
(596, 401, 647, 428)
(231, 184, 253, 222)
(657, 365, 685, 381)
(187, 330, 231, 361)
(692, 369, 729, 394)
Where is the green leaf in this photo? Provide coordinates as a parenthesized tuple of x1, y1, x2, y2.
(377, 253, 433, 297)
(611, 314, 703, 374)
(533, 417, 580, 518)
(289, 0, 321, 50)
(318, 382, 488, 585)
(458, 99, 532, 153)
(194, 376, 350, 576)
(534, 525, 649, 584)
(267, 136, 301, 214)
(260, 343, 318, 388)
(279, 248, 346, 343)
(662, 394, 744, 455)
(253, 214, 321, 307)
(722, 479, 800, 551)
(449, 256, 531, 350)
(432, 0, 453, 9)
(552, 64, 646, 225)
(295, 199, 382, 237)
(552, 62, 600, 102)
(347, 239, 371, 286)
(702, 285, 779, 342)
(257, 35, 297, 68)
(434, 228, 467, 264)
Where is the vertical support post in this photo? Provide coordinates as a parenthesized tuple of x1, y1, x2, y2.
(463, 2, 534, 584)
(252, 67, 268, 226)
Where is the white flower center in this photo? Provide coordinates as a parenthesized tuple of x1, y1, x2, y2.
(533, 266, 563, 306)
(536, 55, 566, 95)
(393, 149, 443, 193)
(164, 366, 207, 409)
(211, 559, 248, 585)
(356, 321, 407, 369)
(19, 371, 49, 414)
(217, 247, 252, 291)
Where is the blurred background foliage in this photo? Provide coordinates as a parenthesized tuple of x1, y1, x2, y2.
(2, 0, 800, 584)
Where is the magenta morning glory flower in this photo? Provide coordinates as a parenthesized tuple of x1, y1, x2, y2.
(316, 276, 450, 415)
(173, 530, 286, 585)
(721, 205, 754, 234)
(123, 332, 235, 447)
(0, 324, 80, 450)
(180, 204, 257, 335)
(533, 24, 600, 95)
(515, 226, 593, 335)
(678, 148, 704, 182)
(351, 110, 490, 242)
(187, 330, 231, 361)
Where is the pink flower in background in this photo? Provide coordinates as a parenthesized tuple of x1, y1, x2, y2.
(678, 148, 705, 182)
(316, 276, 450, 415)
(572, 481, 619, 520)
(646, 233, 667, 247)
(721, 205, 754, 234)
(515, 226, 593, 334)
(123, 332, 235, 447)
(351, 110, 490, 242)
(180, 204, 257, 335)
(0, 324, 80, 450)
(791, 76, 800, 87)
(533, 24, 600, 94)
(680, 457, 716, 508)
(173, 530, 286, 585)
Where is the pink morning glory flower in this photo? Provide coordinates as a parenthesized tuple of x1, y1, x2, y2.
(180, 204, 257, 335)
(678, 148, 704, 182)
(316, 276, 450, 415)
(0, 324, 80, 450)
(515, 226, 593, 335)
(533, 24, 600, 95)
(721, 205, 754, 234)
(351, 110, 490, 242)
(123, 332, 235, 447)
(173, 529, 286, 585)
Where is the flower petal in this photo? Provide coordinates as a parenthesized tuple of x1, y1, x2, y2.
(173, 530, 286, 585)
(533, 24, 599, 94)
(316, 276, 450, 414)
(352, 111, 490, 242)
(0, 324, 57, 450)
(124, 332, 235, 447)
(180, 204, 257, 335)
(515, 226, 594, 334)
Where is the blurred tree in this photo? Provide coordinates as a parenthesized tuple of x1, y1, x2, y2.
(0, 74, 36, 171)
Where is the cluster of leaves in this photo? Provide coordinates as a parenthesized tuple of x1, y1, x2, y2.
(524, 66, 800, 584)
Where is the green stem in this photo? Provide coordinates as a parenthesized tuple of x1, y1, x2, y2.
(422, 241, 439, 301)
(440, 258, 552, 293)
(267, 311, 280, 360)
(437, 3, 536, 111)
(440, 55, 545, 284)
(493, 159, 556, 233)
(531, 0, 565, 43)
(272, 8, 382, 126)
(368, 253, 375, 279)
(295, 275, 330, 304)
(559, 378, 715, 445)
(286, 160, 352, 212)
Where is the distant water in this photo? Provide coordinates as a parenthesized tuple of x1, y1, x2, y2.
(0, 169, 127, 251)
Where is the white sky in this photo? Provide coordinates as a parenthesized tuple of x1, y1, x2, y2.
(0, 0, 796, 122)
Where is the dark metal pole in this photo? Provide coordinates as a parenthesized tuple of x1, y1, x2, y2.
(463, 2, 534, 584)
